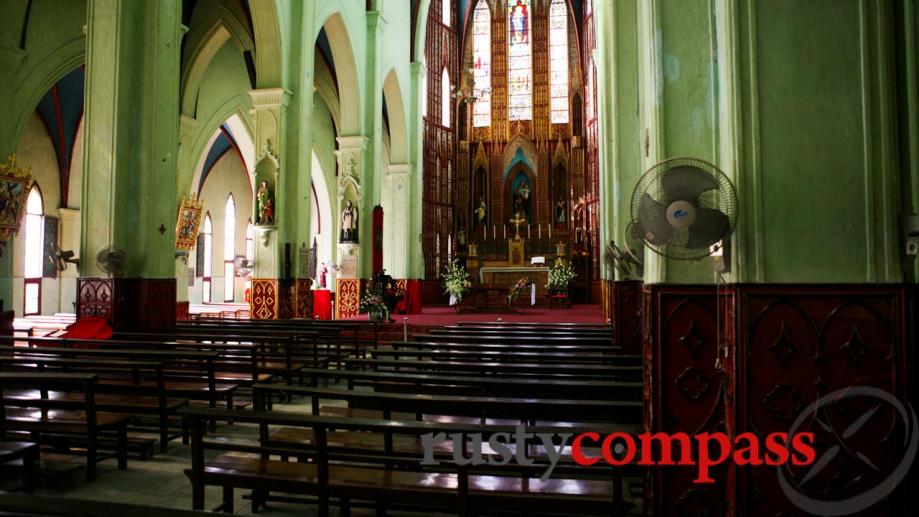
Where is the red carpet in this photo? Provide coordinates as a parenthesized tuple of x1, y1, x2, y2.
(349, 304, 606, 327)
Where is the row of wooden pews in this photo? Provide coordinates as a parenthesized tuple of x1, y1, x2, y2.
(0, 319, 375, 488)
(182, 321, 645, 516)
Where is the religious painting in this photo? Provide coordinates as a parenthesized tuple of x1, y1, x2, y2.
(175, 195, 203, 251)
(0, 155, 33, 243)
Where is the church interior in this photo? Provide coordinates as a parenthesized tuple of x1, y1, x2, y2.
(0, 0, 917, 515)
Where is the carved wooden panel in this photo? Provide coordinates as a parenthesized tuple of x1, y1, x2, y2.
(612, 280, 643, 355)
(77, 278, 114, 321)
(643, 284, 727, 517)
(251, 279, 279, 320)
(733, 285, 908, 516)
(336, 278, 361, 319)
(294, 278, 313, 319)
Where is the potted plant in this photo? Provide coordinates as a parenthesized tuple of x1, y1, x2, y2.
(442, 259, 472, 307)
(359, 285, 390, 322)
(547, 258, 576, 295)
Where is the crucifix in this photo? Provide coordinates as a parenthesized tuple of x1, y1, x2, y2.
(509, 213, 527, 240)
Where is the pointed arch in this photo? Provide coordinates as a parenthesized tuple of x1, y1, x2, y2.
(549, 0, 569, 123)
(180, 5, 255, 117)
(201, 212, 213, 303)
(315, 12, 363, 136)
(441, 67, 451, 128)
(223, 194, 236, 301)
(382, 69, 408, 164)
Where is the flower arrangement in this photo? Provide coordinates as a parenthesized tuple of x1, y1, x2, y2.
(359, 285, 389, 321)
(442, 259, 472, 303)
(547, 259, 576, 290)
(507, 277, 531, 304)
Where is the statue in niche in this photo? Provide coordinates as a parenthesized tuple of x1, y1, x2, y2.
(457, 212, 467, 247)
(513, 179, 531, 221)
(256, 180, 274, 225)
(555, 196, 567, 226)
(476, 196, 487, 226)
(341, 200, 358, 243)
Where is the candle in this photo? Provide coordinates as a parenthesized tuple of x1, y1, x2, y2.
(527, 225, 531, 239)
(549, 224, 552, 239)
(503, 225, 506, 239)
(539, 224, 542, 239)
(493, 224, 496, 240)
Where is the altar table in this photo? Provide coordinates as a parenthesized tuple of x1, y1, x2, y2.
(313, 289, 332, 320)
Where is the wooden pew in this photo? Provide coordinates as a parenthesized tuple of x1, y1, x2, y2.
(456, 321, 613, 330)
(181, 407, 640, 516)
(0, 355, 186, 453)
(0, 338, 232, 415)
(0, 372, 129, 481)
(413, 332, 615, 347)
(253, 384, 642, 425)
(0, 494, 214, 516)
(370, 348, 638, 365)
(0, 441, 39, 493)
(388, 339, 618, 355)
(344, 358, 643, 381)
(296, 367, 643, 401)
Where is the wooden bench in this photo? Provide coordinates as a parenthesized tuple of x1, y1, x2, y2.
(181, 407, 640, 516)
(0, 355, 186, 453)
(413, 332, 615, 347)
(0, 441, 39, 493)
(296, 367, 643, 400)
(0, 493, 214, 516)
(387, 339, 619, 356)
(344, 358, 643, 381)
(370, 347, 638, 365)
(455, 322, 613, 330)
(0, 372, 129, 481)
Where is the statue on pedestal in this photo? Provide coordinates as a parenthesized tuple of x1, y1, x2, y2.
(256, 180, 274, 225)
(341, 200, 358, 243)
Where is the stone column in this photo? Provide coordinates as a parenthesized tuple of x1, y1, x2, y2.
(335, 136, 367, 319)
(77, 0, 181, 331)
(248, 87, 290, 319)
(383, 163, 410, 279)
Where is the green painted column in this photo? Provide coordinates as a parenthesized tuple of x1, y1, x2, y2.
(408, 60, 425, 280)
(80, 0, 181, 277)
(360, 10, 382, 279)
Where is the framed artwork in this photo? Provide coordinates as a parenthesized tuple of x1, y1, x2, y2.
(0, 154, 32, 243)
(175, 195, 203, 251)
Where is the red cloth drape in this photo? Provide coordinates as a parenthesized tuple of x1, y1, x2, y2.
(313, 290, 332, 320)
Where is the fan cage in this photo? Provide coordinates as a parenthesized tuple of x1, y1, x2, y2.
(630, 157, 737, 260)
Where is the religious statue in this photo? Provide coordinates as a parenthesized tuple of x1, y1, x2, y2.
(319, 263, 328, 289)
(555, 196, 567, 226)
(514, 180, 531, 221)
(341, 200, 358, 242)
(476, 197, 487, 226)
(256, 180, 274, 225)
(510, 0, 529, 44)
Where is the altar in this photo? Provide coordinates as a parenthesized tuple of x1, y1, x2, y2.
(479, 266, 549, 295)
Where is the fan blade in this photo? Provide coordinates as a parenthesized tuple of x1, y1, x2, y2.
(686, 207, 730, 249)
(661, 166, 720, 202)
(638, 193, 673, 245)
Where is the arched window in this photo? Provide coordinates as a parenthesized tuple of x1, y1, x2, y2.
(223, 195, 236, 302)
(472, 0, 491, 127)
(549, 0, 569, 123)
(441, 68, 451, 128)
(442, 0, 450, 26)
(507, 0, 532, 121)
(202, 213, 213, 303)
(23, 186, 43, 315)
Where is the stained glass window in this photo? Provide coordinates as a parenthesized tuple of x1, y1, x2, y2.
(507, 0, 532, 121)
(442, 0, 450, 26)
(421, 56, 427, 118)
(442, 68, 451, 128)
(223, 194, 235, 302)
(472, 1, 491, 127)
(549, 0, 569, 123)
